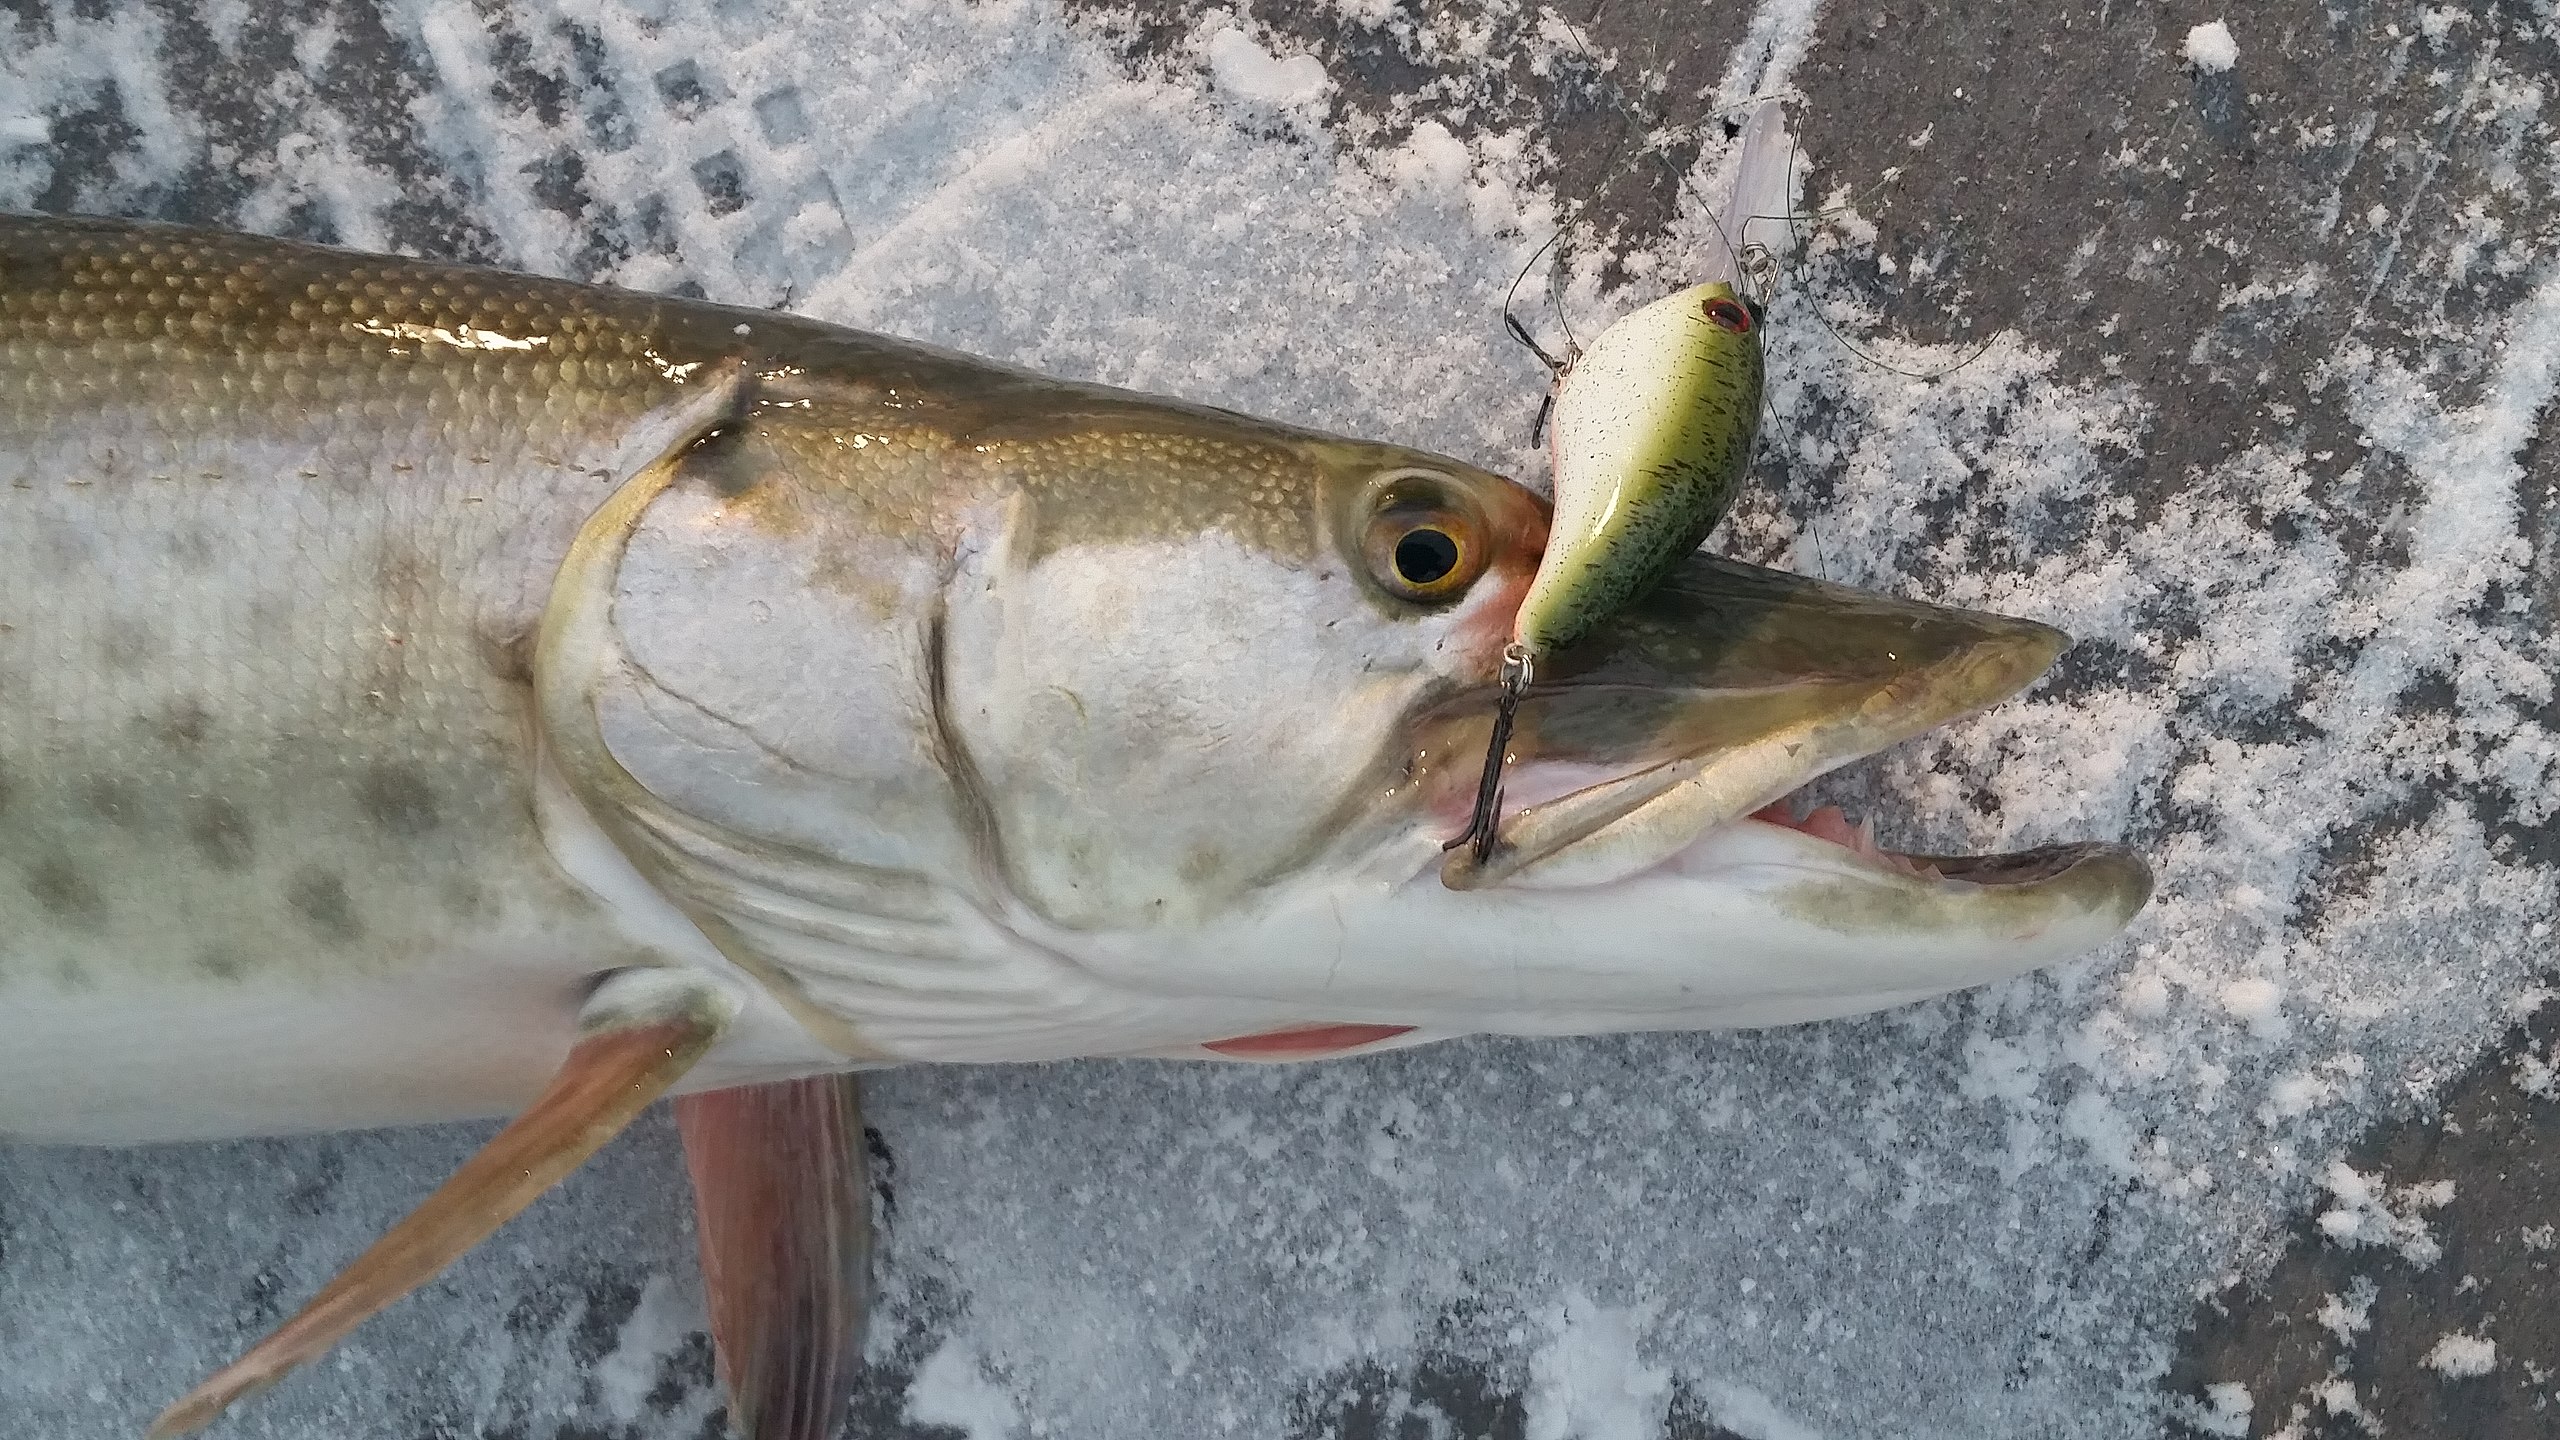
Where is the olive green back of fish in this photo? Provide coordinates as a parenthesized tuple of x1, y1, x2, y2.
(1513, 282, 1764, 659)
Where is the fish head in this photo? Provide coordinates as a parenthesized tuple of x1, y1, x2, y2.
(1040, 509, 2154, 1058)
(543, 352, 2147, 1064)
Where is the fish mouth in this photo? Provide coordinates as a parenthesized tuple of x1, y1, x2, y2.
(1427, 554, 2150, 923)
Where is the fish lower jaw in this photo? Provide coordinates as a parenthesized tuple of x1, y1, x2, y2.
(1470, 756, 2129, 897)
(1745, 799, 1947, 882)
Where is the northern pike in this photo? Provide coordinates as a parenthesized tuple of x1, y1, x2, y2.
(0, 212, 2152, 1438)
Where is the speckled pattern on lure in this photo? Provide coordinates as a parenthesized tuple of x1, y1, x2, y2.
(0, 212, 2148, 1439)
(1514, 278, 1765, 657)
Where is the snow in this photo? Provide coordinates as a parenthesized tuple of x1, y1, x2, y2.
(2314, 1162, 2453, 1266)
(2422, 1331, 2497, 1378)
(2182, 22, 2239, 73)
(2, 0, 2557, 1436)
(2194, 1382, 2253, 1436)
(1204, 27, 1331, 111)
(1523, 1299, 1671, 1440)
(906, 1337, 1024, 1437)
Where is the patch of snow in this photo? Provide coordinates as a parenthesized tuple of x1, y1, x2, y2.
(1524, 1298, 1672, 1440)
(2315, 1276, 2377, 1344)
(2195, 1381, 2253, 1436)
(2422, 1331, 2497, 1378)
(907, 1337, 1024, 1438)
(1204, 27, 1331, 111)
(2315, 1162, 2453, 1266)
(2182, 21, 2239, 73)
(2219, 978, 2285, 1037)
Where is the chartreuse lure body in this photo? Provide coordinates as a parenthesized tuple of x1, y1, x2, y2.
(1514, 280, 1764, 659)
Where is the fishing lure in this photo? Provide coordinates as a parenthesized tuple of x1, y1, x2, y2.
(1449, 102, 1789, 864)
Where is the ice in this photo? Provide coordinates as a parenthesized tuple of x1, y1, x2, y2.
(2, 0, 2558, 1436)
(2182, 22, 2239, 74)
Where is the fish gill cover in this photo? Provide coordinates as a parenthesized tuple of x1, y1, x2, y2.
(1, 0, 2555, 1436)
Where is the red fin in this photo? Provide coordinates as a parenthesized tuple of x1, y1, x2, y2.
(148, 990, 727, 1439)
(1203, 1022, 1417, 1058)
(676, 1075, 871, 1440)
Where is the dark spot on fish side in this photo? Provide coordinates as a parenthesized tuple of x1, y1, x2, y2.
(441, 877, 493, 920)
(0, 760, 16, 815)
(285, 867, 362, 944)
(196, 944, 246, 980)
(82, 775, 141, 829)
(26, 855, 105, 930)
(679, 422, 762, 499)
(99, 617, 158, 672)
(36, 520, 94, 579)
(359, 764, 441, 836)
(188, 798, 256, 871)
(156, 696, 214, 750)
(165, 527, 220, 574)
(374, 541, 432, 611)
(476, 625, 538, 686)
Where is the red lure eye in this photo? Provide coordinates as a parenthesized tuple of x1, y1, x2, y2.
(1703, 296, 1754, 334)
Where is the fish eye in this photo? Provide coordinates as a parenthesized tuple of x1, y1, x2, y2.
(1360, 478, 1490, 605)
(1703, 296, 1754, 334)
(1396, 528, 1461, 585)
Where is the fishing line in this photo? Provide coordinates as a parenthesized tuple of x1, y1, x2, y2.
(1504, 9, 1998, 392)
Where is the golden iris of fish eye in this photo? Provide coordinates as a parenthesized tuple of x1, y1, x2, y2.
(1362, 489, 1483, 603)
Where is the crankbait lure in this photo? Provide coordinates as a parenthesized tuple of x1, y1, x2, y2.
(1450, 102, 1789, 864)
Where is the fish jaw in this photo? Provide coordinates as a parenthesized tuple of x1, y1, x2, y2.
(1115, 826, 2150, 1044)
(1032, 553, 2152, 1051)
(1446, 553, 2073, 890)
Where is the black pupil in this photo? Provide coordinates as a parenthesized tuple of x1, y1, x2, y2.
(1395, 528, 1461, 585)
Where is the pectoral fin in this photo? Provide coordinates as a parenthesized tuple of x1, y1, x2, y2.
(147, 969, 739, 1439)
(675, 1075, 872, 1440)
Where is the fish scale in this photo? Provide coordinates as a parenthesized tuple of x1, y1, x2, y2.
(0, 218, 725, 1136)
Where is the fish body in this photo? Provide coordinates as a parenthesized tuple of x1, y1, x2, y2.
(0, 212, 2150, 1436)
(0, 215, 763, 1141)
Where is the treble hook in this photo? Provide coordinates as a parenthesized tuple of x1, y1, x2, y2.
(1442, 643, 1536, 865)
